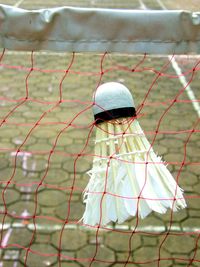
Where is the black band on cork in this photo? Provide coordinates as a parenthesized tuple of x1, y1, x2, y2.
(94, 107, 136, 124)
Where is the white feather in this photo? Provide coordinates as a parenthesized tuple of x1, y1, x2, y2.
(81, 119, 186, 226)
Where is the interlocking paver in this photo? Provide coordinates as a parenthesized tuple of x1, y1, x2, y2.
(0, 188, 20, 205)
(133, 246, 173, 266)
(52, 229, 87, 250)
(77, 244, 115, 267)
(20, 243, 58, 266)
(105, 231, 141, 251)
(38, 189, 66, 207)
(162, 235, 195, 254)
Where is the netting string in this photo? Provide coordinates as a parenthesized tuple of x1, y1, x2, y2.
(0, 50, 199, 266)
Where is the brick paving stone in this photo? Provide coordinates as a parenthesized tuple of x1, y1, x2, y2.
(192, 182, 200, 194)
(49, 153, 67, 165)
(16, 179, 42, 194)
(181, 217, 200, 228)
(8, 200, 40, 216)
(13, 171, 41, 186)
(20, 243, 58, 267)
(0, 157, 9, 170)
(59, 251, 76, 263)
(143, 0, 162, 9)
(168, 118, 195, 130)
(60, 171, 83, 189)
(38, 189, 66, 207)
(105, 231, 142, 252)
(56, 263, 82, 267)
(56, 201, 84, 221)
(60, 173, 86, 191)
(183, 185, 195, 193)
(139, 118, 157, 134)
(6, 228, 33, 247)
(54, 108, 90, 125)
(34, 232, 52, 244)
(0, 139, 16, 150)
(63, 158, 91, 174)
(0, 0, 17, 5)
(1, 260, 24, 267)
(111, 264, 140, 267)
(185, 197, 200, 210)
(72, 115, 93, 129)
(44, 169, 69, 184)
(63, 263, 84, 267)
(190, 248, 200, 265)
(74, 139, 85, 145)
(61, 143, 91, 156)
(66, 129, 92, 140)
(12, 136, 37, 147)
(16, 104, 31, 113)
(33, 128, 59, 139)
(89, 234, 104, 245)
(172, 253, 192, 263)
(158, 138, 184, 153)
(3, 250, 20, 261)
(115, 251, 130, 262)
(133, 246, 173, 267)
(137, 214, 166, 229)
(20, 156, 48, 172)
(77, 244, 115, 267)
(0, 188, 20, 205)
(161, 234, 196, 254)
(142, 235, 158, 246)
(52, 229, 87, 250)
(30, 88, 54, 101)
(180, 171, 198, 186)
(7, 114, 27, 124)
(165, 0, 200, 10)
(21, 0, 140, 9)
(188, 209, 200, 218)
(27, 217, 62, 234)
(41, 206, 57, 218)
(169, 209, 188, 223)
(0, 213, 12, 225)
(26, 142, 52, 153)
(189, 132, 200, 142)
(23, 103, 43, 115)
(51, 132, 73, 147)
(152, 143, 168, 156)
(154, 209, 188, 223)
(172, 260, 196, 267)
(67, 193, 80, 202)
(189, 164, 200, 177)
(185, 146, 200, 160)
(165, 152, 187, 165)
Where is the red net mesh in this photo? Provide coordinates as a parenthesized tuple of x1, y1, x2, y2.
(0, 49, 200, 267)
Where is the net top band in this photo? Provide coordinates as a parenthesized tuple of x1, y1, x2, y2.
(93, 82, 136, 124)
(0, 5, 200, 54)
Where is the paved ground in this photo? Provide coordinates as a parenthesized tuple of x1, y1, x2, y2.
(0, 0, 200, 267)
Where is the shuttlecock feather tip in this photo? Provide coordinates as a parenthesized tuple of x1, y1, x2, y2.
(81, 82, 187, 227)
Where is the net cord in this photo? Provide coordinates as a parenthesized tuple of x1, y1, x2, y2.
(0, 4, 200, 54)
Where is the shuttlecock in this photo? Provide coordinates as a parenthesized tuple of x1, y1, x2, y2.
(82, 82, 186, 226)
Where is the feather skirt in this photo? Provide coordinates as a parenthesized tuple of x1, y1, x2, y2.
(82, 119, 187, 226)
